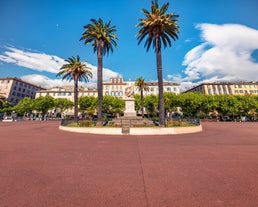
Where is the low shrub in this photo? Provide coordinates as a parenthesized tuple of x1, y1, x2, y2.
(78, 120, 96, 127)
(167, 120, 195, 127)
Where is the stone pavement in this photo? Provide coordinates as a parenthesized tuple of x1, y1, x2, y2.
(0, 121, 258, 207)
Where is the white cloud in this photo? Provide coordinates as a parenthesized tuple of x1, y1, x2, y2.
(0, 46, 65, 73)
(21, 74, 97, 89)
(166, 23, 258, 92)
(0, 46, 121, 88)
(86, 63, 121, 82)
(182, 23, 258, 83)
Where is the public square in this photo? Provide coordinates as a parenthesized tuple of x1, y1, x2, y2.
(0, 121, 258, 207)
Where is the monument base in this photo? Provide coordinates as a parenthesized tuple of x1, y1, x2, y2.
(124, 98, 136, 117)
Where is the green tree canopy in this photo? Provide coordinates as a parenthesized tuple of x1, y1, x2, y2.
(33, 95, 55, 115)
(13, 97, 34, 115)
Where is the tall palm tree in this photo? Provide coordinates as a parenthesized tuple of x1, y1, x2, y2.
(135, 77, 149, 118)
(57, 55, 92, 119)
(80, 18, 118, 125)
(137, 0, 179, 126)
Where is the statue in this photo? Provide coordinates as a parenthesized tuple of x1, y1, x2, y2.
(125, 85, 134, 98)
(124, 85, 136, 116)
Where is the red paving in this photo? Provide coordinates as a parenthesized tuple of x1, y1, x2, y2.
(0, 121, 258, 207)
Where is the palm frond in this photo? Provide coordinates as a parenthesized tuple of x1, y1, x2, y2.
(136, 0, 179, 52)
(80, 18, 118, 57)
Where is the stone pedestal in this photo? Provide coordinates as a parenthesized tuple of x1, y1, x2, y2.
(124, 98, 136, 117)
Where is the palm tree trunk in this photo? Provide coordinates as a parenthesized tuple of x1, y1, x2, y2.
(97, 42, 103, 125)
(155, 37, 165, 126)
(74, 76, 79, 120)
(141, 89, 144, 118)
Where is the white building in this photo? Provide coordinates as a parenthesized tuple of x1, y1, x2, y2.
(0, 77, 44, 105)
(103, 77, 180, 98)
(35, 85, 98, 101)
(36, 77, 180, 101)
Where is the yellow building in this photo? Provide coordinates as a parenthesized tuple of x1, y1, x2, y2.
(103, 77, 180, 98)
(35, 85, 98, 101)
(35, 77, 181, 101)
(184, 82, 258, 95)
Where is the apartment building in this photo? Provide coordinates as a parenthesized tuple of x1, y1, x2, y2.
(35, 77, 181, 101)
(103, 77, 127, 98)
(184, 82, 258, 95)
(146, 81, 180, 95)
(0, 77, 44, 104)
(103, 77, 180, 98)
(35, 85, 98, 101)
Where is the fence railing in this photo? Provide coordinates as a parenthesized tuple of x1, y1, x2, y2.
(61, 117, 200, 127)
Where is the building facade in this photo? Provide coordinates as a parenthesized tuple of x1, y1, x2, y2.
(0, 77, 44, 104)
(35, 77, 180, 101)
(103, 77, 180, 98)
(35, 85, 98, 101)
(184, 82, 258, 95)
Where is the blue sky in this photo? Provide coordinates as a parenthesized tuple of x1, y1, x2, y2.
(0, 0, 258, 91)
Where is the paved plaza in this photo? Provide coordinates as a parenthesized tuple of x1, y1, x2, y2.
(0, 121, 258, 207)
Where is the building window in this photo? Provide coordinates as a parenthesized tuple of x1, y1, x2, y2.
(167, 87, 171, 91)
(105, 91, 109, 95)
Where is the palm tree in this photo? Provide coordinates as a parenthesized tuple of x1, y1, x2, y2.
(135, 77, 149, 118)
(57, 55, 92, 119)
(137, 0, 179, 126)
(80, 18, 118, 125)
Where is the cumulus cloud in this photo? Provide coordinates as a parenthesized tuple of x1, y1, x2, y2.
(167, 23, 258, 91)
(0, 46, 65, 73)
(0, 46, 121, 88)
(21, 74, 97, 89)
(86, 63, 121, 82)
(182, 23, 258, 83)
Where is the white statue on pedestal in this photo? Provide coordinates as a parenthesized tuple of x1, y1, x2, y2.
(124, 85, 136, 117)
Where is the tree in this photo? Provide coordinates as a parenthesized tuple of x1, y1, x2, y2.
(164, 92, 178, 119)
(216, 95, 240, 120)
(0, 100, 13, 114)
(137, 0, 179, 126)
(177, 93, 203, 117)
(103, 96, 125, 117)
(135, 77, 149, 118)
(134, 94, 141, 114)
(54, 98, 74, 117)
(13, 97, 34, 116)
(57, 55, 92, 119)
(33, 95, 55, 117)
(79, 96, 98, 118)
(80, 18, 118, 125)
(144, 94, 159, 118)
